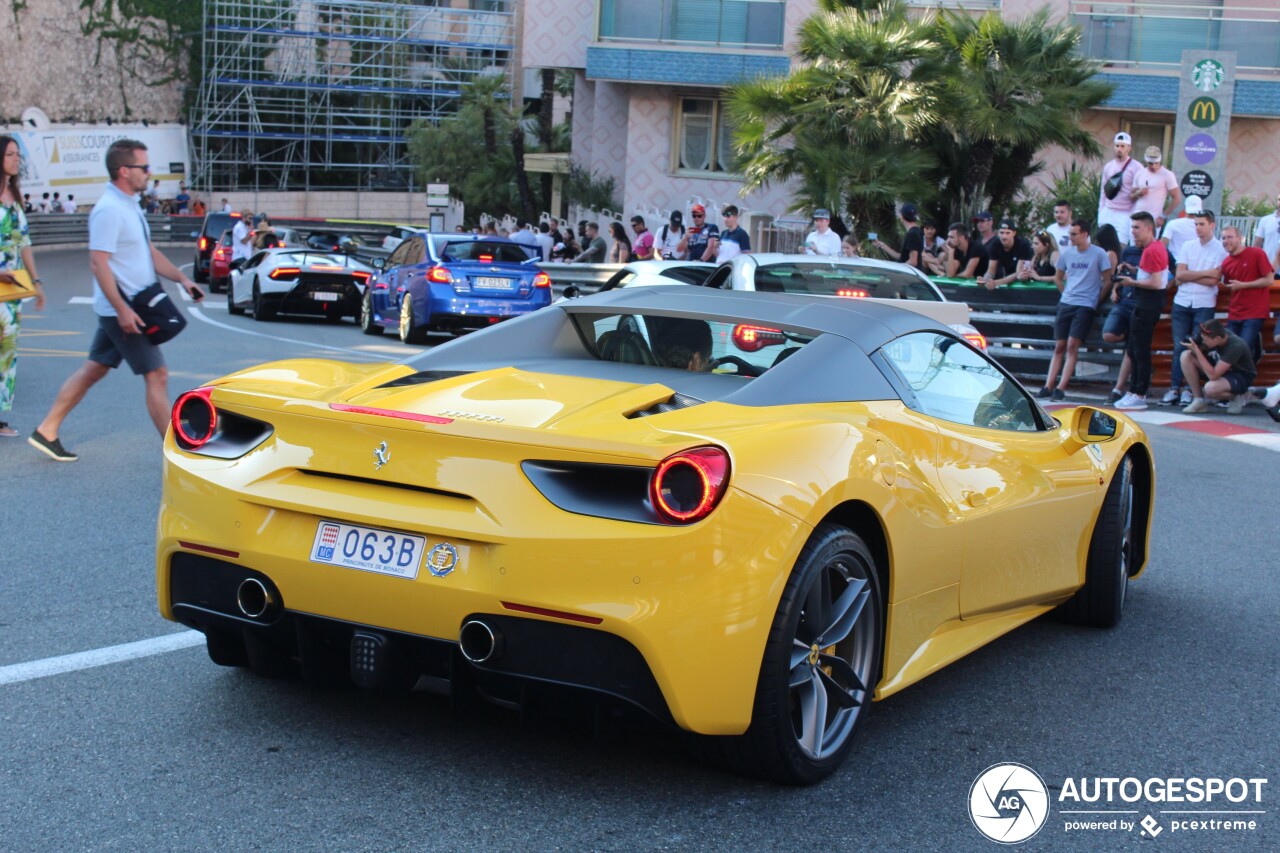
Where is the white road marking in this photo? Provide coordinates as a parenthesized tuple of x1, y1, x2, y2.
(186, 306, 388, 359)
(1227, 433, 1280, 453)
(68, 296, 94, 304)
(1122, 410, 1199, 426)
(0, 631, 204, 686)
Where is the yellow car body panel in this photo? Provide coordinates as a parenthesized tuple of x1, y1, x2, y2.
(159, 356, 1152, 734)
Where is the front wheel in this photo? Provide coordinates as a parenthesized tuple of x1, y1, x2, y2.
(1059, 456, 1134, 627)
(360, 290, 384, 336)
(719, 523, 884, 784)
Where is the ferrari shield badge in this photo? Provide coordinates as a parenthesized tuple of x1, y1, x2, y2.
(427, 543, 459, 577)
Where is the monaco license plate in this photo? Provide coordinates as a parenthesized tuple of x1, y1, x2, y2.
(310, 521, 425, 579)
(310, 291, 340, 301)
(474, 276, 514, 290)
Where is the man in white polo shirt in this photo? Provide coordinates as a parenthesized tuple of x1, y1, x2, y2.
(30, 139, 204, 461)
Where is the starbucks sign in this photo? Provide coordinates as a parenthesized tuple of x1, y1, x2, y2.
(1191, 59, 1225, 92)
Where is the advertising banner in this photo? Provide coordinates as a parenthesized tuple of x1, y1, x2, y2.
(2, 124, 189, 206)
(1171, 51, 1235, 216)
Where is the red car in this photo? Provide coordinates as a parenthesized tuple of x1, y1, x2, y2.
(209, 230, 234, 292)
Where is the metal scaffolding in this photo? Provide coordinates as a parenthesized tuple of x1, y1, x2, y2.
(192, 0, 515, 192)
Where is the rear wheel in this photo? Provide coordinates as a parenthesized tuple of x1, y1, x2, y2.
(360, 290, 383, 335)
(399, 293, 427, 344)
(1059, 456, 1134, 627)
(251, 279, 277, 322)
(719, 523, 884, 784)
(226, 280, 244, 315)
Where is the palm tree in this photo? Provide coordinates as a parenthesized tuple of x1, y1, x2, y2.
(934, 8, 1111, 219)
(728, 0, 942, 232)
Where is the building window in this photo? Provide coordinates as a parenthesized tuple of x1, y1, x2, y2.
(1122, 119, 1173, 162)
(676, 97, 735, 175)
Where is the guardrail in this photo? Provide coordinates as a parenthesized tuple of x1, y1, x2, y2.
(27, 213, 203, 246)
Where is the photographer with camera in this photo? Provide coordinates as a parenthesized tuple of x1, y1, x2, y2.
(1180, 319, 1257, 414)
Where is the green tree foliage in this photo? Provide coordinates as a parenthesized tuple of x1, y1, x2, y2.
(729, 1, 1111, 240)
(407, 74, 521, 218)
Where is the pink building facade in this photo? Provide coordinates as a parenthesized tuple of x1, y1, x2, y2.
(522, 0, 1280, 227)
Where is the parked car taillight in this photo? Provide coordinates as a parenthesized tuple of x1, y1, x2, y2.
(731, 324, 786, 353)
(532, 272, 551, 289)
(268, 267, 302, 280)
(426, 266, 452, 284)
(650, 447, 730, 524)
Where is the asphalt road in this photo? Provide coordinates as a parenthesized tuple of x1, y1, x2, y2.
(1, 247, 1275, 851)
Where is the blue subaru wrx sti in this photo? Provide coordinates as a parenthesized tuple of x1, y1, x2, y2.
(360, 232, 552, 343)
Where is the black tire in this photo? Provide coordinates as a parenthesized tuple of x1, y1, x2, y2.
(360, 290, 384, 336)
(251, 279, 277, 322)
(226, 280, 245, 315)
(1059, 455, 1134, 628)
(208, 278, 224, 294)
(399, 293, 427, 344)
(718, 523, 884, 785)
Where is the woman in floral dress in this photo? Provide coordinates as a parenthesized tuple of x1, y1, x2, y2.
(0, 134, 46, 437)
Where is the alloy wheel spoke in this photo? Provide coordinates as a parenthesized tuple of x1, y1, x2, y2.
(821, 577, 869, 647)
(795, 668, 828, 758)
(819, 652, 866, 695)
(817, 665, 861, 710)
(790, 638, 813, 676)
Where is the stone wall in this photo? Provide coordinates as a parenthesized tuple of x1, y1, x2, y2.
(0, 0, 185, 123)
(218, 191, 464, 230)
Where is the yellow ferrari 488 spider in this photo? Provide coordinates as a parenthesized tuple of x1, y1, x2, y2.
(158, 286, 1153, 784)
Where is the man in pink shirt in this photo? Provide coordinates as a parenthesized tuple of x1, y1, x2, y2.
(1131, 146, 1181, 228)
(1098, 132, 1140, 245)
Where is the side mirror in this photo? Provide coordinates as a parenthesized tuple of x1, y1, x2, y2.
(1062, 406, 1117, 455)
(562, 285, 581, 300)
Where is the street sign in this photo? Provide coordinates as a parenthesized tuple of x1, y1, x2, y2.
(426, 183, 449, 208)
(1172, 51, 1235, 215)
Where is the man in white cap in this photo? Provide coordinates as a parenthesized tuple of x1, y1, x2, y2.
(1098, 132, 1139, 245)
(1131, 145, 1182, 228)
(1161, 193, 1203, 269)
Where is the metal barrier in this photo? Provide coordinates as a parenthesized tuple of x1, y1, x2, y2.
(27, 212, 202, 246)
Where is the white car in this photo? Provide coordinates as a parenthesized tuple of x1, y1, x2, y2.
(702, 253, 987, 348)
(556, 260, 716, 303)
(227, 248, 376, 323)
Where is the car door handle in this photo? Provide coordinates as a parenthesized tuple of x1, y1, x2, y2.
(964, 491, 987, 507)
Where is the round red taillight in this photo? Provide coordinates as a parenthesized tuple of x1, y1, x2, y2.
(172, 387, 217, 449)
(650, 447, 730, 524)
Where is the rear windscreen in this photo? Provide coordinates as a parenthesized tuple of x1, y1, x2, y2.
(432, 239, 538, 264)
(575, 312, 813, 377)
(752, 262, 939, 301)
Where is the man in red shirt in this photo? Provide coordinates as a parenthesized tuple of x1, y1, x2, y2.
(1112, 212, 1169, 410)
(1219, 226, 1273, 363)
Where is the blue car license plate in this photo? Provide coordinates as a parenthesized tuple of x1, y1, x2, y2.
(310, 521, 425, 579)
(474, 276, 515, 291)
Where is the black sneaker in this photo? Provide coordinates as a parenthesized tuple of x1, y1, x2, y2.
(1108, 389, 1123, 404)
(1035, 387, 1053, 399)
(28, 430, 78, 462)
(1051, 389, 1065, 402)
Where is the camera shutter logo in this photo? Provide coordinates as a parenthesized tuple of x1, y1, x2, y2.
(968, 763, 1050, 844)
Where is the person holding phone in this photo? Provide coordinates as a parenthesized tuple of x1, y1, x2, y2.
(29, 139, 205, 462)
(802, 208, 841, 256)
(1179, 319, 1257, 414)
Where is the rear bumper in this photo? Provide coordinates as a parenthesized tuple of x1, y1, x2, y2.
(157, 437, 808, 734)
(420, 286, 551, 329)
(168, 552, 673, 723)
(262, 279, 363, 316)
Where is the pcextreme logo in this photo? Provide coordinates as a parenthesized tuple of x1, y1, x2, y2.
(969, 765, 1269, 844)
